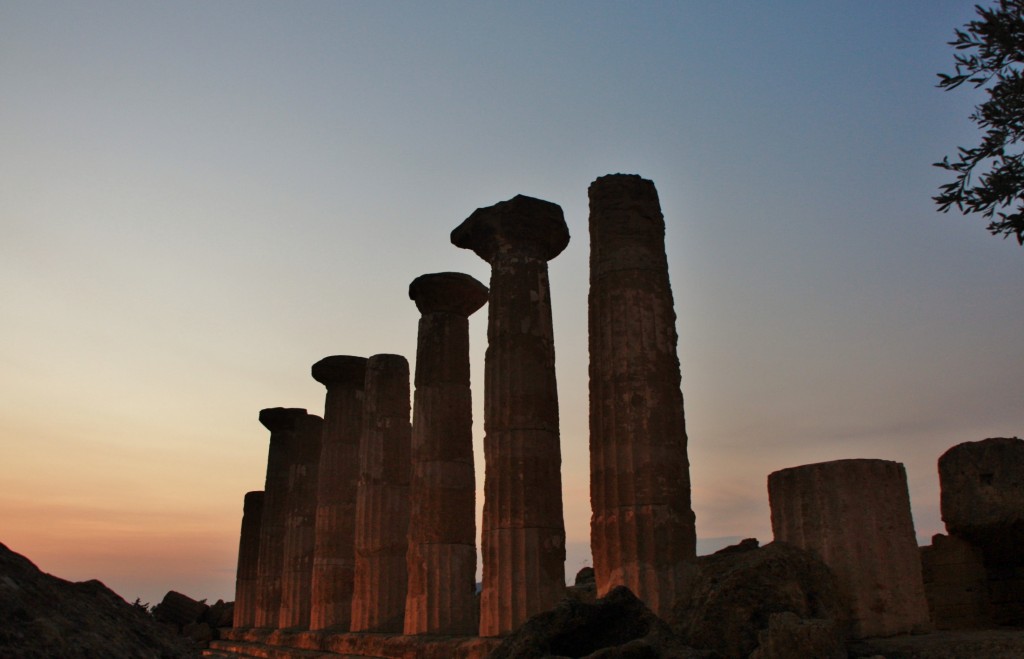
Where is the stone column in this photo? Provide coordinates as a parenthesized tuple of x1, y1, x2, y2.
(451, 194, 569, 637)
(404, 272, 488, 636)
(232, 490, 264, 629)
(587, 173, 696, 618)
(350, 354, 412, 632)
(768, 459, 931, 638)
(278, 412, 323, 630)
(309, 356, 367, 631)
(254, 407, 307, 629)
(939, 437, 1024, 626)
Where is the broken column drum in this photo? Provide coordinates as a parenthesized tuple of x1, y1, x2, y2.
(451, 194, 569, 637)
(587, 173, 697, 618)
(938, 436, 1024, 625)
(253, 407, 308, 629)
(350, 354, 412, 633)
(278, 412, 323, 630)
(309, 356, 367, 631)
(232, 490, 264, 629)
(404, 272, 488, 636)
(768, 458, 931, 638)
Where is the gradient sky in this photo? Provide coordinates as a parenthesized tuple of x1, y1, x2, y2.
(2, 1, 1021, 606)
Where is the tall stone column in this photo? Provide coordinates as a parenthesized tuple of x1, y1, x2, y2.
(451, 194, 569, 637)
(309, 356, 367, 631)
(350, 354, 412, 632)
(278, 412, 323, 630)
(768, 459, 931, 638)
(232, 490, 264, 629)
(254, 407, 307, 629)
(587, 174, 696, 617)
(404, 272, 488, 636)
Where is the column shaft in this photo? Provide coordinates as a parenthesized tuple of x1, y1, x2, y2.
(768, 459, 931, 638)
(350, 354, 411, 632)
(232, 490, 264, 629)
(278, 413, 323, 629)
(452, 195, 569, 637)
(254, 408, 306, 629)
(588, 174, 696, 617)
(404, 273, 487, 635)
(309, 356, 367, 631)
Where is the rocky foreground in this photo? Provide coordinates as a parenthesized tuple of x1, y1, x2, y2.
(0, 541, 196, 658)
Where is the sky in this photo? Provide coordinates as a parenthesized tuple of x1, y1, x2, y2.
(1, 1, 1021, 607)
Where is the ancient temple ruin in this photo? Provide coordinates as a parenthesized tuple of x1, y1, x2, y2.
(211, 175, 1024, 659)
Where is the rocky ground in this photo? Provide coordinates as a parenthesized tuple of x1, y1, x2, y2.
(0, 541, 197, 658)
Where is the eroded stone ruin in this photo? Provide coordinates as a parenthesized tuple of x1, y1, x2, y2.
(404, 272, 488, 636)
(588, 173, 697, 618)
(309, 355, 366, 631)
(451, 195, 570, 637)
(350, 354, 412, 633)
(211, 176, 1023, 658)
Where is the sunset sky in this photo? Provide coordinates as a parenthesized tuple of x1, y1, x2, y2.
(2, 1, 1022, 607)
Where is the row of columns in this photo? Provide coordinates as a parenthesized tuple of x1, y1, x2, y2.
(230, 174, 944, 644)
(232, 175, 702, 636)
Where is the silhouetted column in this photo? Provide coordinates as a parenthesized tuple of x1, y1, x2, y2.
(309, 356, 367, 631)
(587, 174, 697, 617)
(451, 194, 569, 637)
(232, 490, 264, 629)
(768, 459, 931, 638)
(254, 407, 308, 629)
(404, 272, 488, 636)
(279, 412, 323, 630)
(350, 354, 412, 632)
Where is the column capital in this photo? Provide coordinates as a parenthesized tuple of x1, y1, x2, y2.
(311, 355, 367, 388)
(409, 272, 488, 316)
(258, 407, 307, 432)
(451, 194, 569, 263)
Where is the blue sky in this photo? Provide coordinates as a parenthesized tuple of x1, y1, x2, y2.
(1, 1, 1021, 605)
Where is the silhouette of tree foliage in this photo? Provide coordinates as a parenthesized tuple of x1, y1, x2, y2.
(935, 0, 1024, 245)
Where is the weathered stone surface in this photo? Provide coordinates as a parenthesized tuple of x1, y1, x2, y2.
(490, 586, 709, 659)
(768, 459, 931, 639)
(452, 195, 568, 637)
(939, 437, 1024, 565)
(847, 630, 1024, 658)
(588, 174, 697, 619)
(566, 567, 597, 604)
(404, 272, 486, 636)
(204, 599, 235, 628)
(232, 490, 263, 629)
(153, 590, 208, 629)
(254, 407, 308, 630)
(749, 612, 844, 659)
(215, 627, 502, 658)
(309, 355, 366, 631)
(0, 542, 193, 658)
(279, 413, 323, 630)
(670, 540, 846, 659)
(350, 354, 411, 633)
(920, 533, 989, 630)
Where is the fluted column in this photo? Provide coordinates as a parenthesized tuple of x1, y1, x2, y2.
(254, 407, 307, 629)
(279, 412, 323, 630)
(451, 194, 568, 637)
(232, 490, 264, 629)
(350, 354, 412, 632)
(309, 356, 367, 631)
(404, 272, 488, 635)
(587, 174, 696, 617)
(768, 459, 931, 638)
